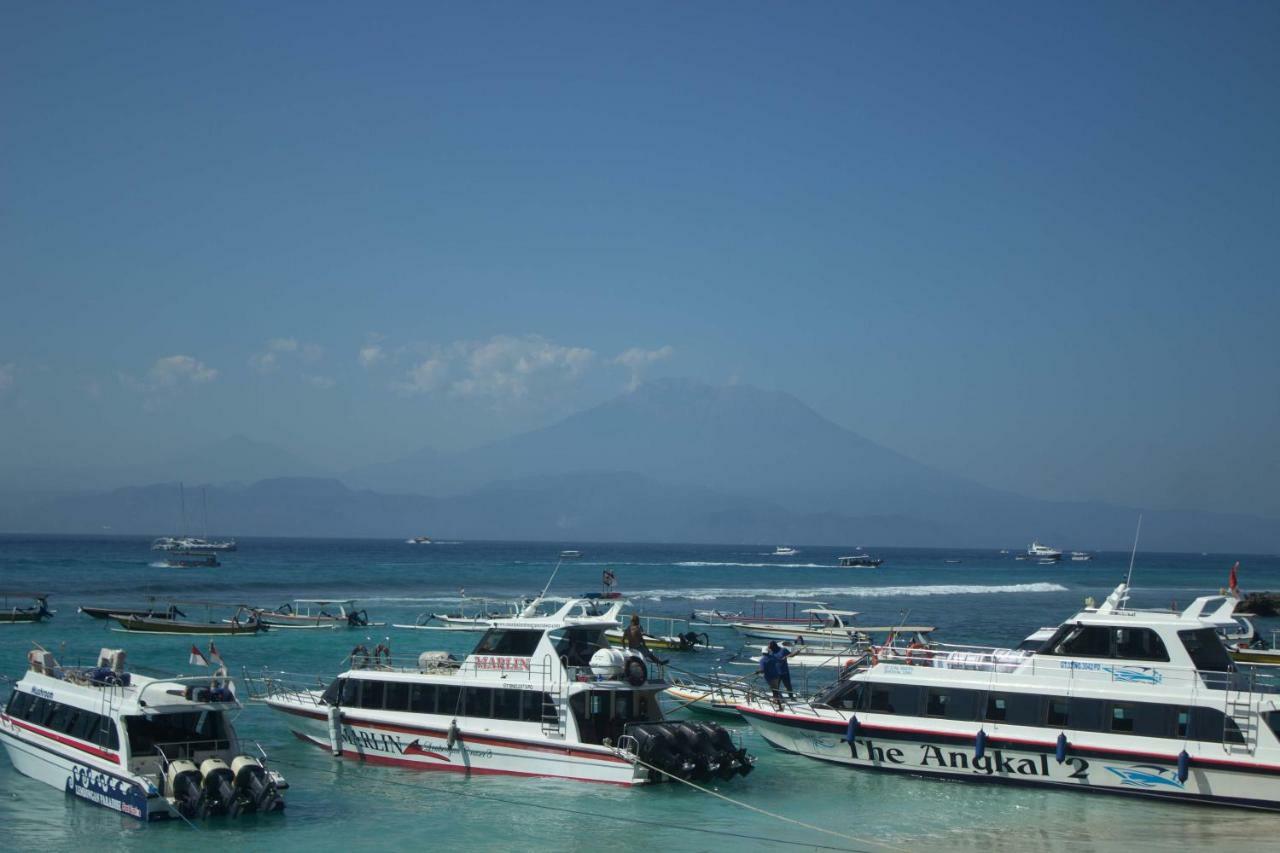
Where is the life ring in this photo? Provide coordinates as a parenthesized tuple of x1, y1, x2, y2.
(623, 655, 647, 686)
(374, 643, 392, 667)
(906, 641, 926, 664)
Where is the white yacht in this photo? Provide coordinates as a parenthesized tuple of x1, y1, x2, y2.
(738, 584, 1280, 810)
(407, 536, 433, 545)
(1028, 541, 1063, 561)
(772, 546, 800, 557)
(0, 646, 286, 820)
(250, 598, 753, 785)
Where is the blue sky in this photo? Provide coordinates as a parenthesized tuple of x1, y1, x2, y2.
(2, 3, 1277, 517)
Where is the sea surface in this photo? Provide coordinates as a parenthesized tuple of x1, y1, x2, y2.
(1, 535, 1278, 852)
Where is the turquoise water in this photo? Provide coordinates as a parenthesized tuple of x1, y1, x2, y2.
(2, 535, 1279, 852)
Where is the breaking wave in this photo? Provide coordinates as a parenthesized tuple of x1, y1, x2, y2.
(628, 582, 1069, 602)
(674, 561, 833, 569)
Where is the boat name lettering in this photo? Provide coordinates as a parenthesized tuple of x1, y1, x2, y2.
(475, 656, 531, 672)
(341, 726, 494, 759)
(65, 766, 147, 819)
(847, 739, 1075, 779)
(1058, 661, 1104, 671)
(882, 665, 915, 675)
(31, 687, 54, 699)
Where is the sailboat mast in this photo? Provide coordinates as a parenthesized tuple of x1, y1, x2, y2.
(202, 487, 209, 540)
(180, 482, 188, 537)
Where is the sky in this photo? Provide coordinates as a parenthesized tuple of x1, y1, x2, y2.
(1, 3, 1278, 518)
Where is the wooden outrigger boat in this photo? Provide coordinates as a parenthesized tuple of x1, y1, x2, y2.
(606, 615, 719, 652)
(251, 600, 381, 630)
(79, 598, 183, 620)
(0, 593, 53, 624)
(113, 603, 265, 636)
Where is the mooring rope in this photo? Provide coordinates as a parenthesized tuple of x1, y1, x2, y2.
(268, 755, 877, 852)
(622, 752, 907, 853)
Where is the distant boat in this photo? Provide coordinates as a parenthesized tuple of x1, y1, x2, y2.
(559, 550, 583, 559)
(151, 485, 236, 552)
(838, 555, 882, 568)
(407, 536, 433, 545)
(944, 559, 962, 564)
(1027, 541, 1062, 561)
(0, 593, 53, 624)
(1070, 551, 1093, 562)
(772, 546, 799, 557)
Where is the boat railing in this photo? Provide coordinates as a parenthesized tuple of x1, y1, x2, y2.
(875, 643, 1280, 694)
(240, 669, 331, 705)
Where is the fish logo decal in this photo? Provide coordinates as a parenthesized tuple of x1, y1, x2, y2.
(404, 740, 451, 762)
(1104, 666, 1163, 685)
(1105, 764, 1184, 789)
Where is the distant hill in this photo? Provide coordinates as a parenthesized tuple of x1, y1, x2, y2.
(2, 381, 1276, 551)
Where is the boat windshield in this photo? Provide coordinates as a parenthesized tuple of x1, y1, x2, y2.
(1179, 628, 1235, 673)
(473, 629, 542, 656)
(555, 628, 606, 667)
(125, 710, 230, 759)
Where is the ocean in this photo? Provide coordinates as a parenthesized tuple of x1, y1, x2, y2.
(1, 535, 1278, 852)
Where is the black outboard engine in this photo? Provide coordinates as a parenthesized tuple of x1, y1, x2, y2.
(625, 723, 697, 782)
(666, 722, 719, 781)
(198, 758, 236, 817)
(165, 759, 203, 818)
(348, 609, 369, 627)
(691, 721, 754, 778)
(231, 756, 284, 814)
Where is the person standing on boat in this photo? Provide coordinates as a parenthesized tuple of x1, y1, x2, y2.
(758, 641, 790, 708)
(623, 614, 667, 665)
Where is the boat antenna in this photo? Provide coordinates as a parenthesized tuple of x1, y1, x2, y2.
(179, 481, 188, 537)
(537, 559, 565, 602)
(202, 487, 209, 540)
(1124, 514, 1143, 592)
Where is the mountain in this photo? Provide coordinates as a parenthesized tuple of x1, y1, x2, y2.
(3, 381, 1277, 550)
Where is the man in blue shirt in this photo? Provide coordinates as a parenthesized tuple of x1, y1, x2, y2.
(758, 641, 791, 708)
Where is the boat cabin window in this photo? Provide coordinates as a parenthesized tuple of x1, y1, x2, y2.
(385, 682, 411, 712)
(1043, 624, 1111, 658)
(816, 680, 865, 711)
(124, 711, 229, 758)
(1113, 628, 1169, 662)
(1179, 628, 1235, 673)
(868, 684, 922, 716)
(982, 692, 1040, 725)
(556, 628, 606, 668)
(5, 692, 120, 750)
(1045, 697, 1070, 727)
(1267, 712, 1280, 742)
(925, 689, 977, 721)
(474, 629, 543, 657)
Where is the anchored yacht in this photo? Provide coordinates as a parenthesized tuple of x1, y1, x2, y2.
(0, 646, 286, 820)
(249, 597, 753, 786)
(738, 584, 1280, 810)
(1028, 541, 1063, 561)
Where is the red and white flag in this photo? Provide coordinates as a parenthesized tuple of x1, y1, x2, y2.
(1228, 561, 1240, 597)
(189, 645, 209, 667)
(208, 641, 224, 667)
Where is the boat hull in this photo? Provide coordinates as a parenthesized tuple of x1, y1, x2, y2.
(113, 616, 262, 635)
(732, 624, 856, 643)
(269, 701, 645, 786)
(0, 723, 165, 821)
(739, 705, 1280, 811)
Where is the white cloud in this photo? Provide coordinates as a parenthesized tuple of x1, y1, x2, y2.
(358, 344, 385, 368)
(0, 363, 14, 393)
(614, 345, 674, 390)
(148, 355, 218, 387)
(251, 338, 322, 373)
(395, 335, 596, 402)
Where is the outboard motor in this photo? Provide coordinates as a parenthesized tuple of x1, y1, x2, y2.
(690, 721, 754, 778)
(666, 722, 719, 781)
(198, 758, 236, 817)
(231, 755, 284, 814)
(165, 759, 203, 818)
(626, 724, 697, 782)
(348, 609, 369, 627)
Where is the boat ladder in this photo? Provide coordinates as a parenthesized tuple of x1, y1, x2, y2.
(1224, 687, 1257, 755)
(539, 654, 565, 739)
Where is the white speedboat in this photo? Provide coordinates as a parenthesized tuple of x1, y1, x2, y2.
(249, 598, 754, 785)
(559, 549, 584, 559)
(738, 584, 1280, 810)
(407, 536, 433, 545)
(1070, 552, 1092, 562)
(0, 645, 286, 820)
(772, 546, 799, 557)
(1028, 541, 1063, 561)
